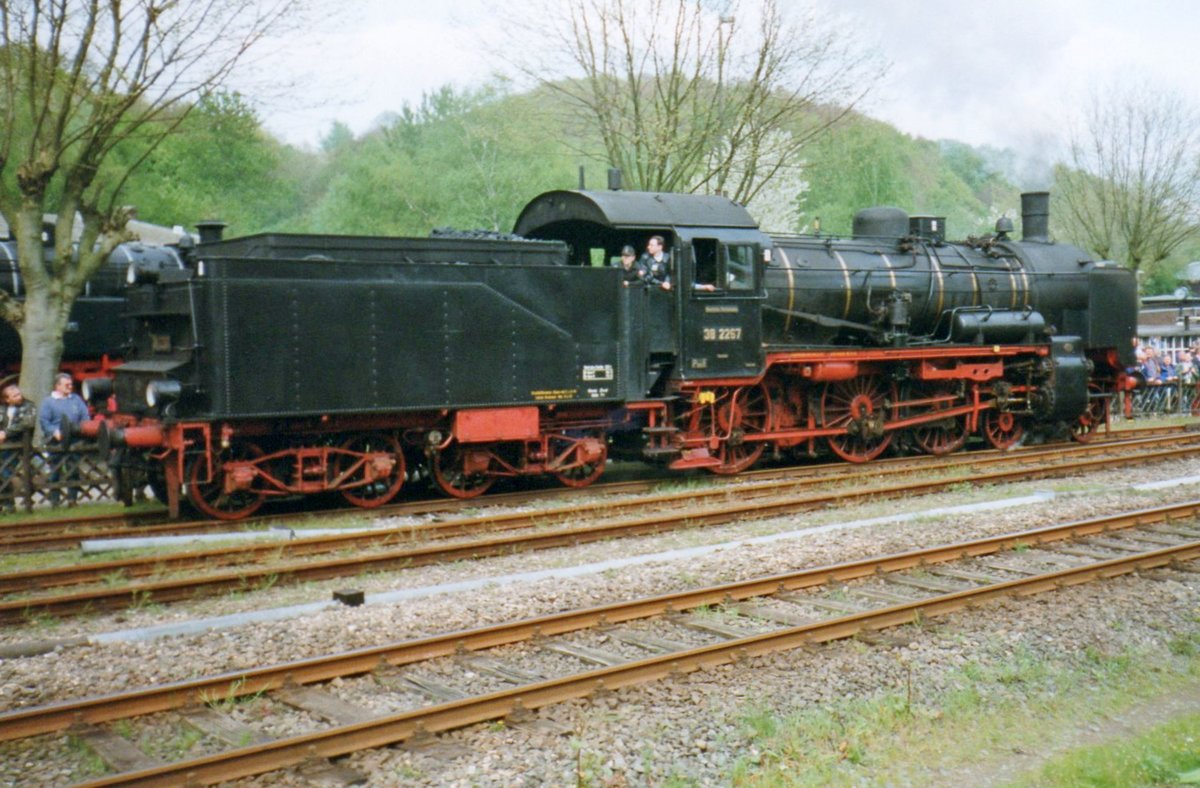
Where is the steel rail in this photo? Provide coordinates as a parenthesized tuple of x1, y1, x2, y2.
(0, 425, 1184, 552)
(0, 512, 154, 541)
(76, 531, 1200, 785)
(4, 431, 1197, 596)
(5, 497, 1200, 746)
(3, 440, 1199, 623)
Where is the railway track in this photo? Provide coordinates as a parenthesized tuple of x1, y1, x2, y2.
(0, 424, 1188, 553)
(3, 500, 1197, 785)
(2, 431, 1200, 624)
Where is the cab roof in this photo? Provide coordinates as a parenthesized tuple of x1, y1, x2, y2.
(514, 190, 759, 237)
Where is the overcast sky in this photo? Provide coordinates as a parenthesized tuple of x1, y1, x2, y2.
(251, 0, 1200, 156)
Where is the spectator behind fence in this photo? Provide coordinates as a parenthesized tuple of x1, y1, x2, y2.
(1182, 350, 1199, 384)
(1161, 353, 1178, 384)
(1141, 347, 1163, 386)
(1181, 350, 1199, 416)
(38, 373, 88, 506)
(0, 384, 34, 513)
(0, 384, 35, 445)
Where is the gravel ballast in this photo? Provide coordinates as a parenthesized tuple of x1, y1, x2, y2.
(2, 456, 1199, 785)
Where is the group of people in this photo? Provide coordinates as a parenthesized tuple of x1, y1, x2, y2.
(616, 236, 676, 290)
(616, 235, 720, 293)
(1134, 344, 1200, 387)
(0, 372, 91, 509)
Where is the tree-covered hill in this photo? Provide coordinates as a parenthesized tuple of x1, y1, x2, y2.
(116, 83, 1196, 293)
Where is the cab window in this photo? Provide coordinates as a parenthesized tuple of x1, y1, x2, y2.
(691, 238, 757, 292)
(692, 238, 719, 288)
(725, 244, 756, 291)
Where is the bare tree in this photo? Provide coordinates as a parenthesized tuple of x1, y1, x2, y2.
(518, 0, 879, 205)
(1054, 81, 1200, 276)
(0, 0, 300, 403)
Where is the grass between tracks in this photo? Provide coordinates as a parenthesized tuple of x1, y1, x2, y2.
(0, 500, 139, 523)
(725, 628, 1200, 786)
(1113, 414, 1200, 431)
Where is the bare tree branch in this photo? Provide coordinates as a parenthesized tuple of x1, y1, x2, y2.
(1056, 80, 1200, 278)
(511, 0, 880, 205)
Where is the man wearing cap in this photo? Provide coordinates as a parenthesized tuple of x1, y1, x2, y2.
(616, 244, 647, 286)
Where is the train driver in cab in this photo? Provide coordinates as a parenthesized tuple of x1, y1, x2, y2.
(617, 244, 647, 286)
(640, 236, 672, 290)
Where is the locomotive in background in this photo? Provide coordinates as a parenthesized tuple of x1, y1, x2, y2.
(96, 189, 1137, 519)
(0, 219, 187, 385)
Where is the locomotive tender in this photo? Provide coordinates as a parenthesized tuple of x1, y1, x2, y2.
(99, 189, 1137, 519)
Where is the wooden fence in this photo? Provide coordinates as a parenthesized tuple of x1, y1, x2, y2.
(0, 436, 115, 513)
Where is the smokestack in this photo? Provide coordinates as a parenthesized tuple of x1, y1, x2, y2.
(195, 220, 227, 245)
(1021, 192, 1049, 243)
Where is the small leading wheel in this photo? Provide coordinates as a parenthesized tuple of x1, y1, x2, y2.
(186, 443, 265, 520)
(1071, 384, 1109, 443)
(337, 433, 406, 508)
(553, 437, 607, 488)
(432, 442, 495, 499)
(982, 410, 1025, 450)
(909, 383, 967, 456)
(707, 384, 770, 475)
(821, 375, 894, 463)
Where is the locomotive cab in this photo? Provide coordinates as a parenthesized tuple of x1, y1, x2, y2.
(676, 228, 768, 379)
(514, 189, 770, 396)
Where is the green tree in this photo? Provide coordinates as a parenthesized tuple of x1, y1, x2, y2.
(309, 83, 577, 236)
(320, 121, 355, 155)
(801, 117, 1014, 239)
(938, 140, 1018, 213)
(0, 0, 300, 403)
(800, 117, 912, 234)
(120, 92, 305, 234)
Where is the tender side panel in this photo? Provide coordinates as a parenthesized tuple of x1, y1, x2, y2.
(206, 264, 623, 418)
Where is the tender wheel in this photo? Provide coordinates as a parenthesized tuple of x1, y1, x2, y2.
(982, 410, 1025, 450)
(1071, 384, 1109, 443)
(337, 433, 406, 508)
(821, 376, 894, 463)
(552, 436, 608, 488)
(909, 383, 967, 456)
(186, 443, 265, 520)
(432, 442, 495, 499)
(707, 384, 769, 475)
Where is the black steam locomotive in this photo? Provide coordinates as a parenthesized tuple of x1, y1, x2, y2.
(97, 190, 1136, 519)
(0, 228, 187, 384)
